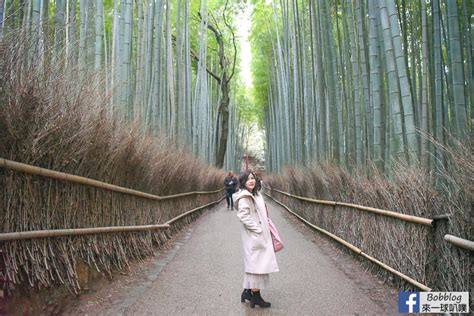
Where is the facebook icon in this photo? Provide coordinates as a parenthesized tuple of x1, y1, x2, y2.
(398, 292, 420, 313)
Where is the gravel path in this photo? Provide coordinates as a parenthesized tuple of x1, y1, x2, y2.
(66, 198, 398, 315)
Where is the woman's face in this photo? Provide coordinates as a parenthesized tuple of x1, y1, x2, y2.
(245, 173, 256, 191)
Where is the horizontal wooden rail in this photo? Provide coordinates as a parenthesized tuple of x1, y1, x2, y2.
(265, 192, 432, 292)
(271, 188, 433, 226)
(165, 197, 225, 225)
(0, 224, 171, 241)
(0, 158, 223, 200)
(444, 234, 474, 251)
(0, 197, 224, 241)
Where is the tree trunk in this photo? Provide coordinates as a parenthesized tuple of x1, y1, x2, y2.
(369, 0, 383, 169)
(386, 0, 418, 162)
(433, 0, 444, 156)
(446, 0, 467, 139)
(215, 76, 230, 168)
(0, 0, 5, 38)
(420, 0, 429, 167)
(380, 0, 406, 163)
(94, 0, 104, 70)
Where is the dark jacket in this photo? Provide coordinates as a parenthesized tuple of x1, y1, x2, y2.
(224, 176, 238, 191)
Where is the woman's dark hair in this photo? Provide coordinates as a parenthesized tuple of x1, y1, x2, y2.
(239, 171, 258, 196)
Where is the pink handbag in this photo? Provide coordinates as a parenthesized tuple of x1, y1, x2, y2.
(265, 204, 284, 252)
(268, 220, 284, 252)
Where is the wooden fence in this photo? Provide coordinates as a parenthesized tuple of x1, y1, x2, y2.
(265, 186, 472, 293)
(0, 157, 224, 240)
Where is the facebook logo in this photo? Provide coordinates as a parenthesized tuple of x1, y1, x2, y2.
(398, 292, 420, 313)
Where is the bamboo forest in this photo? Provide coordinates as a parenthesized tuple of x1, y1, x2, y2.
(1, 0, 471, 172)
(0, 0, 472, 313)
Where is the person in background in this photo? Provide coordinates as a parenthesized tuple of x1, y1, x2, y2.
(233, 171, 279, 308)
(255, 171, 263, 192)
(224, 171, 238, 210)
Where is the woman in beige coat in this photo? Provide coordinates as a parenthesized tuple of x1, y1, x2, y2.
(233, 171, 279, 308)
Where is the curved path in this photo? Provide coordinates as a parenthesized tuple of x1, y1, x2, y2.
(67, 198, 398, 315)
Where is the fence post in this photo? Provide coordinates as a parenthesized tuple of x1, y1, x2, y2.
(430, 214, 451, 291)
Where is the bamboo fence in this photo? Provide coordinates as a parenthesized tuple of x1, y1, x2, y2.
(269, 187, 473, 251)
(0, 157, 225, 240)
(271, 188, 433, 226)
(264, 192, 432, 291)
(0, 158, 222, 201)
(0, 197, 225, 241)
(0, 158, 225, 293)
(0, 158, 225, 240)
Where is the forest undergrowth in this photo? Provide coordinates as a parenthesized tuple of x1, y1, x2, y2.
(0, 30, 225, 303)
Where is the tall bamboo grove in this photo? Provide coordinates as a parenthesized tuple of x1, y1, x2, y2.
(254, 0, 471, 174)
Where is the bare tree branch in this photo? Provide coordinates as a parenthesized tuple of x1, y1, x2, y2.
(171, 33, 221, 83)
(223, 0, 237, 83)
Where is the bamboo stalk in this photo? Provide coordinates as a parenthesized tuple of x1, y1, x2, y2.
(444, 234, 474, 251)
(271, 188, 433, 226)
(0, 158, 223, 200)
(265, 192, 432, 291)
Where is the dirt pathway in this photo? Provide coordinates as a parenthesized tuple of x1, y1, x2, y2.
(65, 198, 398, 315)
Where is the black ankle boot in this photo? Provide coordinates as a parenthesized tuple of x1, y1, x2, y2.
(241, 289, 252, 302)
(250, 290, 271, 308)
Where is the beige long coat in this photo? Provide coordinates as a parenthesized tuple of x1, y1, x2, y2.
(233, 190, 279, 274)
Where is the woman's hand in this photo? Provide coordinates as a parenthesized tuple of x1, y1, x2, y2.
(237, 197, 263, 234)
